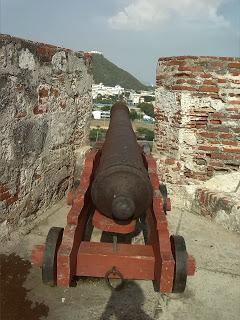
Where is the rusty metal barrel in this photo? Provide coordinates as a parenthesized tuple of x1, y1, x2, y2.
(91, 102, 153, 221)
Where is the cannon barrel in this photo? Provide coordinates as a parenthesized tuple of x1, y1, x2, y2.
(91, 102, 153, 221)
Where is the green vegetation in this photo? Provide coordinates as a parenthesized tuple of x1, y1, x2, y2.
(136, 127, 154, 141)
(137, 103, 154, 118)
(101, 105, 111, 111)
(92, 54, 148, 91)
(89, 128, 107, 142)
(129, 110, 139, 121)
(144, 95, 155, 102)
(94, 94, 120, 104)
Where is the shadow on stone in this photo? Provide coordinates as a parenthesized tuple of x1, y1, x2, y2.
(100, 281, 153, 320)
(0, 253, 49, 320)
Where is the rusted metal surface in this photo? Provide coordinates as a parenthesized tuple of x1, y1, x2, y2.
(91, 102, 153, 221)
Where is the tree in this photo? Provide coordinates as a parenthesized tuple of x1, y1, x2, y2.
(101, 105, 111, 111)
(144, 95, 155, 103)
(136, 127, 154, 141)
(137, 103, 154, 118)
(129, 110, 138, 121)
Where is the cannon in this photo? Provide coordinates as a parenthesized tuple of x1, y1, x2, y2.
(32, 102, 196, 292)
(91, 103, 152, 221)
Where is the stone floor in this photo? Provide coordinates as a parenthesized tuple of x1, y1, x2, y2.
(1, 195, 240, 320)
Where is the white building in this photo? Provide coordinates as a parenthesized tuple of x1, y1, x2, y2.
(90, 50, 103, 55)
(92, 110, 110, 119)
(92, 83, 125, 99)
(128, 91, 155, 106)
(92, 110, 102, 120)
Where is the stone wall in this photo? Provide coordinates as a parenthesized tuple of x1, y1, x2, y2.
(0, 34, 92, 237)
(154, 56, 240, 184)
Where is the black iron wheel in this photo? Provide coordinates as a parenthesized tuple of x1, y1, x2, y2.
(170, 235, 187, 293)
(42, 227, 64, 286)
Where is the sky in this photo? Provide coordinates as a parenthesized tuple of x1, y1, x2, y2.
(0, 0, 239, 84)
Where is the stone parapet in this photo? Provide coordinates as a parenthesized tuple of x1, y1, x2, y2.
(0, 34, 93, 238)
(154, 56, 240, 184)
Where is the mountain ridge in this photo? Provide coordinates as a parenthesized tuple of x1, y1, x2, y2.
(92, 53, 149, 91)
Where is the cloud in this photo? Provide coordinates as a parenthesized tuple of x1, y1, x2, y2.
(108, 0, 229, 30)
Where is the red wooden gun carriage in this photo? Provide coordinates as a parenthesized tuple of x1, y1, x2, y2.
(32, 103, 195, 292)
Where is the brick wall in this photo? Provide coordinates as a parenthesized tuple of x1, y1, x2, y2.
(0, 34, 92, 237)
(154, 56, 240, 184)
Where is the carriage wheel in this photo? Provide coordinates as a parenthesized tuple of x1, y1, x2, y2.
(42, 227, 64, 286)
(170, 235, 188, 293)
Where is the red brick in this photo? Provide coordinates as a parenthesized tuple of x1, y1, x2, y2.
(176, 79, 185, 84)
(217, 79, 227, 83)
(230, 114, 240, 119)
(159, 56, 199, 61)
(165, 60, 186, 66)
(178, 66, 203, 72)
(6, 195, 18, 205)
(156, 75, 166, 80)
(218, 57, 235, 61)
(198, 145, 218, 152)
(36, 44, 57, 62)
(199, 132, 217, 138)
(200, 73, 212, 78)
(210, 120, 222, 124)
(203, 80, 216, 85)
(208, 126, 229, 132)
(174, 56, 199, 60)
(226, 108, 239, 112)
(33, 105, 48, 114)
(165, 158, 176, 165)
(175, 72, 195, 78)
(209, 160, 224, 167)
(229, 100, 240, 105)
(223, 148, 240, 153)
(210, 112, 225, 118)
(0, 191, 11, 201)
(171, 85, 198, 91)
(210, 153, 236, 160)
(219, 133, 233, 139)
(196, 124, 207, 129)
(176, 79, 198, 85)
(221, 140, 238, 146)
(228, 63, 240, 69)
(38, 87, 49, 98)
(199, 86, 219, 93)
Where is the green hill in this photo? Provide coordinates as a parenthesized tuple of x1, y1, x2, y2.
(92, 54, 148, 91)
